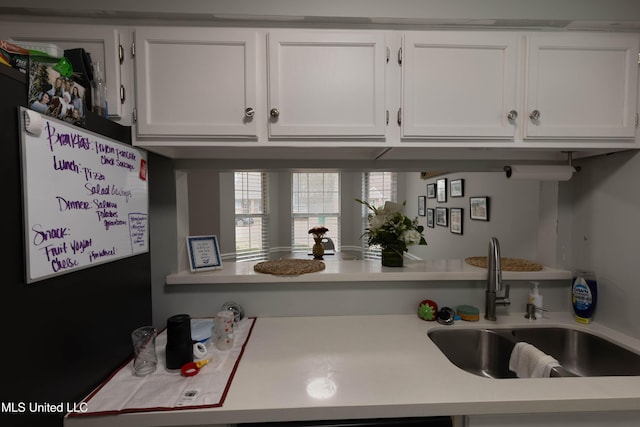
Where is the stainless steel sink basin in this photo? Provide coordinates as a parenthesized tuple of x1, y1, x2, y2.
(512, 327, 640, 376)
(428, 326, 640, 378)
(428, 328, 517, 378)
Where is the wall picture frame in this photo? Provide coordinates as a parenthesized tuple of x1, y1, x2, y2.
(450, 207, 463, 234)
(436, 178, 447, 203)
(435, 207, 448, 227)
(450, 179, 464, 198)
(426, 183, 436, 198)
(418, 196, 426, 216)
(470, 196, 490, 221)
(186, 235, 222, 272)
(426, 208, 434, 228)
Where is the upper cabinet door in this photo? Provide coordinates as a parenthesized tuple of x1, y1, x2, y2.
(525, 33, 639, 139)
(267, 31, 386, 138)
(402, 32, 520, 139)
(0, 22, 124, 119)
(134, 28, 257, 137)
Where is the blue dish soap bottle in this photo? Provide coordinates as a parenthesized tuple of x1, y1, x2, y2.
(572, 271, 598, 324)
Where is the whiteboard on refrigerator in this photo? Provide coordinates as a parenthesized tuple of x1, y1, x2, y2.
(18, 107, 149, 283)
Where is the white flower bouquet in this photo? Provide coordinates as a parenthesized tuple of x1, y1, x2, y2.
(356, 199, 427, 253)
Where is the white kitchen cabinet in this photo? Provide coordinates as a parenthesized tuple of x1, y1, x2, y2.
(134, 27, 257, 138)
(0, 21, 126, 119)
(401, 31, 640, 143)
(401, 32, 520, 139)
(524, 33, 639, 139)
(267, 31, 387, 138)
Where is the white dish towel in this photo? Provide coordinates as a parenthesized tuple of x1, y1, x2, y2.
(509, 341, 560, 378)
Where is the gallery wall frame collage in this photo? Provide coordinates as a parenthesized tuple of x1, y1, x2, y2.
(420, 177, 489, 236)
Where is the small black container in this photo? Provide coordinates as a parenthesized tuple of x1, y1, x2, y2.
(165, 314, 193, 370)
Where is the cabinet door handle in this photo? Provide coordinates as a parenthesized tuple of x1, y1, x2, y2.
(120, 85, 126, 104)
(529, 110, 541, 121)
(507, 110, 518, 121)
(270, 108, 280, 118)
(244, 107, 255, 118)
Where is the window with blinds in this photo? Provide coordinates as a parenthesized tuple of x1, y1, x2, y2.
(291, 172, 340, 253)
(361, 172, 398, 259)
(234, 172, 269, 262)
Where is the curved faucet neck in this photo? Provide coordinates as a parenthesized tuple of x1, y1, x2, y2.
(486, 237, 510, 321)
(488, 237, 502, 292)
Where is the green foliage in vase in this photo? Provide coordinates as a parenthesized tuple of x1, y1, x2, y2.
(355, 199, 427, 253)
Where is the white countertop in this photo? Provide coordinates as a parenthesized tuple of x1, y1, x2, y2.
(166, 259, 572, 285)
(65, 313, 640, 427)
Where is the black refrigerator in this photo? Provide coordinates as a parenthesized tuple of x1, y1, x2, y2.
(0, 65, 152, 427)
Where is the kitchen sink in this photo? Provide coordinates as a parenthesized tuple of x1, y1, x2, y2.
(428, 328, 517, 378)
(428, 326, 640, 378)
(512, 327, 640, 376)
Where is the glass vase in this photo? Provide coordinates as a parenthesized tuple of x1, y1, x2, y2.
(381, 245, 404, 267)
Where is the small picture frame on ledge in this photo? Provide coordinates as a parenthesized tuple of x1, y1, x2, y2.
(450, 208, 463, 234)
(435, 207, 448, 227)
(470, 197, 490, 221)
(186, 235, 222, 272)
(418, 196, 426, 216)
(427, 208, 435, 228)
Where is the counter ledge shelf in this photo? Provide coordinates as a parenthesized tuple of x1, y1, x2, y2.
(165, 258, 572, 285)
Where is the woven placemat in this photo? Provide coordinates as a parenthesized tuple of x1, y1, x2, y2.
(465, 256, 543, 272)
(254, 259, 325, 275)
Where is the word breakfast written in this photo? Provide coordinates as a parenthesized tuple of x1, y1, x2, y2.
(46, 121, 137, 171)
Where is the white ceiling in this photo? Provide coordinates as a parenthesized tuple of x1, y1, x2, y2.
(1, 0, 640, 31)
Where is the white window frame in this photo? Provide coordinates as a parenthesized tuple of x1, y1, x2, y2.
(291, 172, 341, 253)
(234, 171, 269, 262)
(361, 172, 398, 259)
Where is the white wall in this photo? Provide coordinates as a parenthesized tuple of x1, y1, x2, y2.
(148, 154, 179, 327)
(4, 0, 640, 23)
(187, 171, 220, 236)
(405, 172, 542, 262)
(155, 280, 570, 322)
(568, 150, 640, 339)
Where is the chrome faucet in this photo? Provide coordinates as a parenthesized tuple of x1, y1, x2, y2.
(485, 237, 510, 320)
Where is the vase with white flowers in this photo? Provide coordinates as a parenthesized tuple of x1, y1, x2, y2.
(356, 199, 427, 267)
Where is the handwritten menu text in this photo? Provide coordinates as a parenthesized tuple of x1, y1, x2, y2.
(22, 112, 148, 282)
